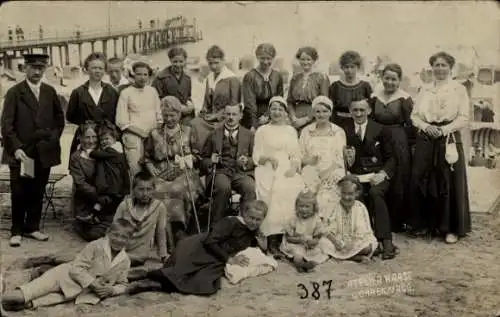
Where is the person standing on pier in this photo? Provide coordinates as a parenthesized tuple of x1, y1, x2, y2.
(66, 52, 120, 157)
(107, 57, 130, 93)
(38, 25, 43, 40)
(1, 54, 65, 247)
(8, 26, 13, 42)
(152, 47, 195, 125)
(116, 61, 162, 176)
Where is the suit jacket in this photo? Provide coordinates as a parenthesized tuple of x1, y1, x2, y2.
(1, 80, 65, 168)
(344, 118, 396, 179)
(201, 125, 255, 177)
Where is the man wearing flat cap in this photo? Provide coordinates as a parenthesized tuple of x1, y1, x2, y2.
(1, 54, 65, 247)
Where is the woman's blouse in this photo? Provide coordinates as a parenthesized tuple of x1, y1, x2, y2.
(202, 67, 241, 115)
(287, 72, 330, 106)
(66, 81, 119, 125)
(370, 88, 414, 127)
(411, 79, 469, 135)
(202, 216, 257, 262)
(242, 68, 284, 128)
(328, 80, 373, 114)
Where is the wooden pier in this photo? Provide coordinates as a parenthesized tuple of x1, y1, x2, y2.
(0, 16, 203, 69)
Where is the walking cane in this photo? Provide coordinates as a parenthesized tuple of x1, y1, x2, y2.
(184, 167, 202, 234)
(206, 159, 218, 232)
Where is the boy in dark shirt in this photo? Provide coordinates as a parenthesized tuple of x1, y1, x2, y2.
(76, 121, 130, 224)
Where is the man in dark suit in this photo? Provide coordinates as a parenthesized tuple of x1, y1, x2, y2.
(1, 54, 65, 247)
(201, 103, 256, 225)
(344, 99, 398, 260)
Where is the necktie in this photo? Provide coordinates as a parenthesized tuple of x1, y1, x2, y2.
(32, 86, 39, 101)
(226, 128, 238, 145)
(356, 125, 363, 141)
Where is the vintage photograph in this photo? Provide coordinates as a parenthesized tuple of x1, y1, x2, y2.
(0, 1, 499, 316)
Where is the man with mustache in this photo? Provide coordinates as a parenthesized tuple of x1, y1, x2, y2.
(201, 103, 256, 225)
(1, 54, 65, 247)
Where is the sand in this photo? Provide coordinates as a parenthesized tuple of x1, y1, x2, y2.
(1, 205, 499, 317)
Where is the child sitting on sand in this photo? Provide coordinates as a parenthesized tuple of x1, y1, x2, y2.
(113, 171, 173, 266)
(279, 191, 329, 273)
(1, 219, 134, 312)
(76, 121, 130, 224)
(320, 175, 378, 263)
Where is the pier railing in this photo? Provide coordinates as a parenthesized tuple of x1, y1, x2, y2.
(0, 15, 201, 52)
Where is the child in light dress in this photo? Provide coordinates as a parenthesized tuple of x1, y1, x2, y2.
(320, 175, 378, 263)
(280, 191, 329, 272)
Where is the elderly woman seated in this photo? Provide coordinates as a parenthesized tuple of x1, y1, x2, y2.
(142, 96, 204, 244)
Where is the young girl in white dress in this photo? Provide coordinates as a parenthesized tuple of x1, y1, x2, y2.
(280, 191, 329, 272)
(320, 175, 378, 263)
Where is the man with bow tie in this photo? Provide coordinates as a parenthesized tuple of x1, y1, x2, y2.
(201, 103, 256, 225)
(1, 54, 65, 247)
(344, 99, 398, 260)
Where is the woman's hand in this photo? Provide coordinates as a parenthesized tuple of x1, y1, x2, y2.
(424, 125, 442, 138)
(146, 163, 160, 177)
(328, 235, 345, 250)
(94, 285, 114, 299)
(303, 155, 320, 166)
(228, 254, 250, 267)
(258, 115, 270, 125)
(259, 156, 278, 170)
(305, 238, 319, 249)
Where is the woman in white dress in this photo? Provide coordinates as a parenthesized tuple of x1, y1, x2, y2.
(300, 96, 347, 219)
(253, 96, 305, 256)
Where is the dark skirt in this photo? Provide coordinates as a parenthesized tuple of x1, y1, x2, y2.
(408, 130, 471, 236)
(385, 125, 412, 229)
(147, 233, 225, 296)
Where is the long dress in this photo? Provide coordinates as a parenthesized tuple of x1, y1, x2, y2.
(190, 67, 241, 153)
(280, 214, 329, 263)
(328, 79, 372, 129)
(147, 216, 258, 295)
(287, 72, 329, 130)
(253, 124, 305, 236)
(299, 122, 346, 220)
(319, 200, 378, 260)
(409, 79, 471, 236)
(241, 68, 284, 129)
(142, 124, 204, 230)
(369, 88, 415, 230)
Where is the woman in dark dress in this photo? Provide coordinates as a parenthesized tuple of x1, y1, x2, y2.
(369, 63, 415, 232)
(151, 47, 195, 125)
(66, 52, 120, 157)
(241, 43, 285, 131)
(287, 46, 330, 131)
(408, 51, 471, 244)
(329, 50, 372, 130)
(127, 200, 268, 296)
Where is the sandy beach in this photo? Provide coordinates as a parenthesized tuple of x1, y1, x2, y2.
(0, 2, 499, 316)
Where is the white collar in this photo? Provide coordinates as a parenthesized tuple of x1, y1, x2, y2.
(26, 80, 41, 92)
(207, 66, 236, 90)
(103, 236, 128, 267)
(108, 142, 123, 153)
(371, 87, 410, 105)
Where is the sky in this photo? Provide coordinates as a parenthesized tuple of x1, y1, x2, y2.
(0, 1, 498, 74)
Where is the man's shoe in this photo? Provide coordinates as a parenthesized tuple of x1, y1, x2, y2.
(9, 235, 22, 247)
(24, 231, 49, 241)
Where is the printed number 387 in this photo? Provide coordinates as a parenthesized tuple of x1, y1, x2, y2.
(297, 280, 333, 300)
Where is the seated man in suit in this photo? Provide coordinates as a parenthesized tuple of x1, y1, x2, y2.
(344, 99, 398, 260)
(201, 103, 256, 225)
